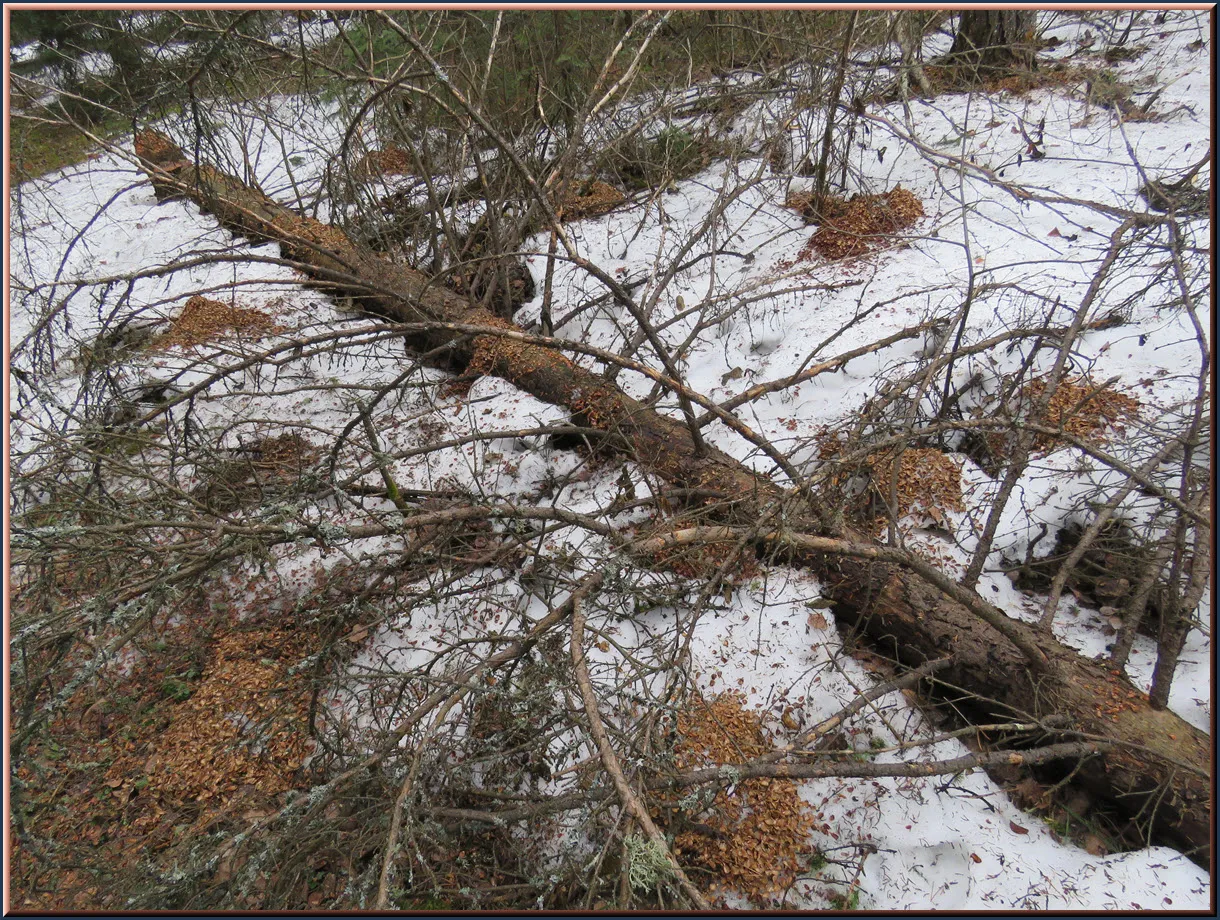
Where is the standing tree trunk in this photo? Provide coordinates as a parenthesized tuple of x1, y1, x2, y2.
(949, 10, 1037, 72)
(813, 12, 857, 202)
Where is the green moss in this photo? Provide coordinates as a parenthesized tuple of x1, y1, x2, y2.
(9, 112, 129, 181)
(161, 677, 194, 702)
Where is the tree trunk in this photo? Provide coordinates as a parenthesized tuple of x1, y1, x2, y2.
(949, 10, 1037, 72)
(99, 13, 147, 98)
(133, 131, 1211, 866)
(804, 549, 1210, 862)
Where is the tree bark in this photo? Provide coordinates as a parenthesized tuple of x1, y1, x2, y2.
(133, 131, 1211, 866)
(804, 549, 1210, 862)
(949, 10, 1037, 72)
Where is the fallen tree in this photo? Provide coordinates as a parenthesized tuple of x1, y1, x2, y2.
(131, 130, 1211, 865)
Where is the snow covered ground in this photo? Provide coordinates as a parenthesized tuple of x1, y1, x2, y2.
(8, 10, 1211, 911)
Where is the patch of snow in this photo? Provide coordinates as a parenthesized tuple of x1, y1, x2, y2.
(8, 9, 1211, 911)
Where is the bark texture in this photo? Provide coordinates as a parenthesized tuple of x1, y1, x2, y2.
(808, 551, 1210, 861)
(949, 10, 1037, 71)
(133, 131, 1211, 865)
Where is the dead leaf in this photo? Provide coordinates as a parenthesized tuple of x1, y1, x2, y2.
(807, 612, 828, 630)
(1048, 227, 1062, 237)
(1009, 820, 1030, 835)
(970, 852, 982, 863)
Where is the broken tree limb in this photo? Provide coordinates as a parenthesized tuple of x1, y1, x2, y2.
(571, 596, 712, 910)
(134, 130, 780, 512)
(804, 547, 1210, 862)
(132, 132, 1211, 865)
(421, 740, 1116, 829)
(629, 527, 1050, 666)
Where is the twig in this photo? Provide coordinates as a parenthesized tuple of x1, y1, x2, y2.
(358, 400, 412, 514)
(374, 686, 468, 908)
(570, 595, 711, 910)
(782, 657, 954, 755)
(629, 525, 1050, 668)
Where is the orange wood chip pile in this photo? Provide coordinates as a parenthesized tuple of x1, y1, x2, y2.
(154, 295, 282, 350)
(805, 186, 925, 260)
(112, 627, 315, 823)
(784, 189, 850, 224)
(355, 143, 412, 178)
(658, 692, 814, 905)
(867, 447, 965, 518)
(249, 432, 316, 475)
(560, 181, 627, 220)
(134, 129, 186, 167)
(1023, 376, 1141, 451)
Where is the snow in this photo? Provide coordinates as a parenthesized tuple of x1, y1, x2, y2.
(8, 9, 1211, 911)
(10, 42, 45, 65)
(266, 12, 342, 52)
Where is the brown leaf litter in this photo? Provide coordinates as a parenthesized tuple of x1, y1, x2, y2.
(1018, 376, 1141, 452)
(867, 447, 965, 519)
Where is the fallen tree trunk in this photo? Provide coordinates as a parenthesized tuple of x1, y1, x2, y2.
(133, 131, 769, 510)
(801, 544, 1210, 862)
(132, 131, 1211, 865)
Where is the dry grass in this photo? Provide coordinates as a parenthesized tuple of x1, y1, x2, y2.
(248, 431, 317, 473)
(916, 61, 1163, 122)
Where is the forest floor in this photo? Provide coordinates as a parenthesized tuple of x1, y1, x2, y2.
(7, 10, 1212, 911)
